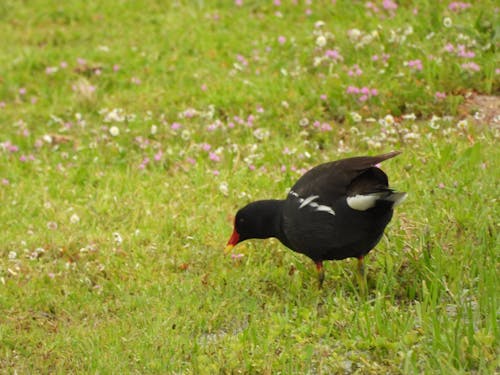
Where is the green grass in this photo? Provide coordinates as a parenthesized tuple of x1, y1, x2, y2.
(1, 0, 499, 373)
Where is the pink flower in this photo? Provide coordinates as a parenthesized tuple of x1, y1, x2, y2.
(461, 62, 480, 72)
(202, 143, 211, 151)
(6, 143, 19, 153)
(201, 83, 207, 91)
(154, 150, 163, 161)
(19, 155, 27, 162)
(235, 0, 243, 6)
(171, 122, 181, 130)
(321, 123, 332, 131)
(444, 43, 454, 53)
(407, 59, 423, 71)
(320, 94, 327, 101)
(346, 86, 360, 94)
(45, 66, 58, 75)
(19, 88, 27, 95)
(2, 178, 9, 185)
(382, 0, 398, 10)
(0, 102, 5, 108)
(248, 164, 256, 171)
(209, 152, 220, 162)
(186, 157, 196, 165)
(360, 87, 371, 95)
(325, 49, 343, 61)
(435, 91, 447, 100)
(348, 65, 363, 76)
(131, 77, 141, 85)
(60, 61, 68, 68)
(246, 115, 255, 127)
(213, 170, 220, 176)
(370, 88, 379, 96)
(113, 64, 120, 72)
(449, 2, 471, 12)
(77, 58, 86, 65)
(278, 35, 286, 44)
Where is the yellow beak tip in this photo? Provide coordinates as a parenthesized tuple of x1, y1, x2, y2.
(224, 245, 234, 255)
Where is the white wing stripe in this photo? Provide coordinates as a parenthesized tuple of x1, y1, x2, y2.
(289, 191, 336, 216)
(299, 195, 319, 209)
(314, 204, 336, 216)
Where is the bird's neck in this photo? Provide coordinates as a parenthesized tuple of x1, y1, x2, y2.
(251, 199, 285, 240)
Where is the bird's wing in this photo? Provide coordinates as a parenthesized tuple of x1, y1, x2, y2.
(290, 151, 400, 200)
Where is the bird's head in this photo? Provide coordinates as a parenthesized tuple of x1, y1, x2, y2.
(224, 200, 283, 254)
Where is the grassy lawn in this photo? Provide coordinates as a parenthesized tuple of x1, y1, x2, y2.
(1, 0, 498, 373)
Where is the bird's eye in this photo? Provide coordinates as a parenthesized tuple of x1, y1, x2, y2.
(239, 218, 245, 223)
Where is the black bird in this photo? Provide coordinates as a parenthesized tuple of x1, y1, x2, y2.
(224, 151, 407, 287)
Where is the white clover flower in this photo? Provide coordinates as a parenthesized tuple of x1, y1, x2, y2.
(181, 129, 191, 140)
(109, 126, 120, 137)
(42, 134, 53, 144)
(113, 232, 123, 245)
(219, 182, 229, 196)
(314, 20, 325, 28)
(105, 108, 125, 123)
(348, 28, 361, 41)
(47, 221, 58, 230)
(384, 114, 395, 126)
(443, 17, 452, 28)
(151, 125, 158, 135)
(404, 26, 414, 35)
(253, 128, 270, 140)
(473, 112, 485, 120)
(70, 214, 80, 224)
(316, 35, 327, 47)
(8, 251, 17, 260)
(402, 113, 417, 120)
(457, 119, 468, 129)
(313, 56, 323, 67)
(350, 112, 362, 123)
(299, 118, 309, 127)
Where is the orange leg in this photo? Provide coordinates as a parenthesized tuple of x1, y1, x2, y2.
(315, 261, 325, 289)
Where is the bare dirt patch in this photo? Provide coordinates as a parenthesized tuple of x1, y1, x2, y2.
(459, 94, 500, 126)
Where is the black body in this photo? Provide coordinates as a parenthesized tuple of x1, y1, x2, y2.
(231, 152, 405, 265)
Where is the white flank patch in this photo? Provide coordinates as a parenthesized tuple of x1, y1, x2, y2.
(299, 195, 319, 209)
(346, 193, 383, 211)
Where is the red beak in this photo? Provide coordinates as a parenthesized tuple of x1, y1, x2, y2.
(224, 228, 240, 254)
